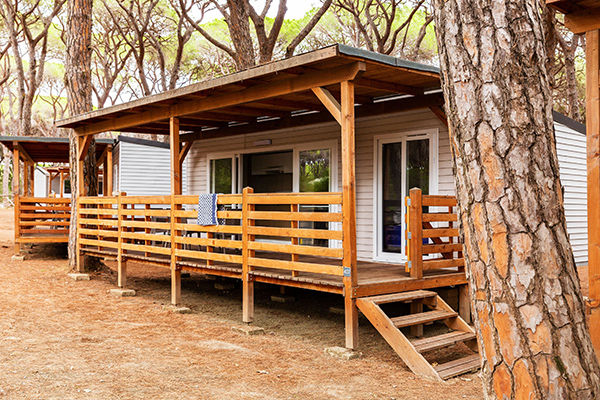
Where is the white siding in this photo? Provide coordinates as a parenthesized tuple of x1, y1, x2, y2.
(186, 109, 450, 261)
(555, 122, 587, 265)
(115, 140, 188, 196)
(34, 168, 48, 197)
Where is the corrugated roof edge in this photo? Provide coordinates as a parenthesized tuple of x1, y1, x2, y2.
(553, 111, 586, 135)
(0, 135, 115, 144)
(117, 135, 170, 149)
(337, 43, 440, 74)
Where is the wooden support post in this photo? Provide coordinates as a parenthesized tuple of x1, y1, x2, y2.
(408, 188, 423, 279)
(170, 117, 182, 305)
(117, 193, 127, 287)
(242, 186, 255, 323)
(290, 203, 299, 277)
(12, 144, 20, 254)
(410, 302, 424, 337)
(60, 172, 64, 197)
(458, 284, 472, 324)
(29, 163, 34, 196)
(106, 146, 113, 196)
(586, 29, 600, 355)
(341, 80, 358, 349)
(23, 161, 29, 197)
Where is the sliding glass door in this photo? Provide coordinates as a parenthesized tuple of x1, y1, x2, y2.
(376, 132, 435, 262)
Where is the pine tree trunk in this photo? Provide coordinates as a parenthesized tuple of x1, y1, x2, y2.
(432, 0, 600, 398)
(65, 0, 96, 270)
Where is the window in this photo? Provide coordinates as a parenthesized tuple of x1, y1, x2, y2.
(209, 158, 234, 194)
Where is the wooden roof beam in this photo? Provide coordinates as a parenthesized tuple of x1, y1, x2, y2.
(429, 106, 449, 127)
(181, 92, 443, 143)
(312, 87, 342, 125)
(16, 144, 34, 164)
(78, 135, 93, 161)
(564, 7, 600, 34)
(75, 61, 366, 136)
(354, 77, 424, 96)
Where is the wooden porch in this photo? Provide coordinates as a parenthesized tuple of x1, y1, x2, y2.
(0, 136, 115, 254)
(59, 45, 476, 380)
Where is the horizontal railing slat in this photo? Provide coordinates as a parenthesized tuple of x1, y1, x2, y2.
(422, 213, 458, 222)
(172, 209, 241, 219)
(79, 218, 119, 227)
(247, 241, 343, 258)
(422, 228, 459, 238)
(422, 195, 457, 207)
(121, 242, 172, 256)
(174, 223, 242, 234)
(174, 236, 243, 249)
(176, 249, 243, 264)
(421, 243, 463, 254)
(20, 196, 71, 203)
(80, 238, 119, 249)
(248, 257, 343, 276)
(249, 211, 342, 222)
(247, 193, 342, 205)
(121, 220, 171, 230)
(121, 231, 172, 242)
(422, 258, 465, 270)
(247, 226, 342, 240)
(79, 228, 119, 237)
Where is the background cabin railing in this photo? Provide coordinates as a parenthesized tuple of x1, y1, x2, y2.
(405, 188, 464, 279)
(77, 189, 344, 278)
(16, 197, 71, 242)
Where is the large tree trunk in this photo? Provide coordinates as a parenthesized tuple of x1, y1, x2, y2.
(432, 0, 600, 398)
(65, 0, 96, 270)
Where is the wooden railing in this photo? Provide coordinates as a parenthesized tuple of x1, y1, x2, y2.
(405, 188, 464, 279)
(16, 197, 71, 242)
(77, 189, 344, 278)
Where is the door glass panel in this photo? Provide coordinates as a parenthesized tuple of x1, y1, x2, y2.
(382, 142, 403, 254)
(299, 149, 331, 247)
(210, 158, 233, 193)
(406, 139, 429, 195)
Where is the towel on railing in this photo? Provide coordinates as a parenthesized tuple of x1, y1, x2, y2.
(197, 193, 219, 226)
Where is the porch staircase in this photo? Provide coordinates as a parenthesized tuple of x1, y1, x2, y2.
(356, 289, 480, 381)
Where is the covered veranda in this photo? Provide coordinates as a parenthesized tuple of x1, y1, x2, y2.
(56, 44, 469, 354)
(0, 136, 114, 253)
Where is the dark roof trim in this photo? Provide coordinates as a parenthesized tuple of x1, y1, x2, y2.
(337, 44, 440, 74)
(553, 111, 586, 135)
(117, 135, 170, 149)
(0, 136, 115, 145)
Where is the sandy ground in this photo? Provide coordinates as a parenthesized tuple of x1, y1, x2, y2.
(0, 207, 488, 399)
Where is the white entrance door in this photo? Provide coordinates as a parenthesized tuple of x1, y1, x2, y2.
(375, 130, 437, 262)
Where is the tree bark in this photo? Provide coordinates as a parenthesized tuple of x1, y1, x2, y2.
(432, 0, 600, 398)
(65, 0, 97, 270)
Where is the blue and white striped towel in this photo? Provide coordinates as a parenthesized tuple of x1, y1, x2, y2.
(197, 193, 218, 226)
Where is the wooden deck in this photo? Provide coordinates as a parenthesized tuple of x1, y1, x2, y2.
(81, 246, 467, 297)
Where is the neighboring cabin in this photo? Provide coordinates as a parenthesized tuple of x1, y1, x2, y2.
(112, 135, 188, 196)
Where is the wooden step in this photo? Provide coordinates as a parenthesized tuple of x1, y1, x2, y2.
(361, 290, 437, 305)
(391, 310, 457, 328)
(435, 354, 481, 380)
(411, 331, 476, 353)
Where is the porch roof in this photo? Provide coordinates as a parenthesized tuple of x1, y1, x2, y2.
(56, 44, 443, 140)
(0, 136, 114, 163)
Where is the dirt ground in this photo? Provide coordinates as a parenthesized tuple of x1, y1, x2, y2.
(0, 208, 488, 399)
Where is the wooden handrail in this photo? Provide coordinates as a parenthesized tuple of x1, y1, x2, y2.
(76, 189, 347, 278)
